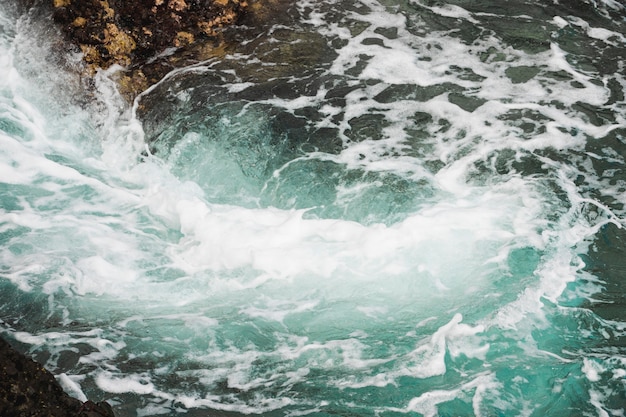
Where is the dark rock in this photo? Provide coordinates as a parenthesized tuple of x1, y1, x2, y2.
(43, 0, 301, 100)
(47, 0, 252, 98)
(0, 336, 115, 417)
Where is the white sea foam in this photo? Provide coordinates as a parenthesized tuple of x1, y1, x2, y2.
(1, 0, 625, 415)
(95, 371, 155, 395)
(400, 314, 488, 379)
(56, 373, 88, 402)
(415, 1, 480, 24)
(380, 372, 500, 416)
(582, 358, 605, 382)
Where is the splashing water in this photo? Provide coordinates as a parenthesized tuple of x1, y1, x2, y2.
(1, 0, 626, 415)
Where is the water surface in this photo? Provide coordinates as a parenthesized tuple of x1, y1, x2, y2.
(1, 0, 626, 415)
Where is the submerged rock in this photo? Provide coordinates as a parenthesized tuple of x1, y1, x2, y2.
(0, 336, 115, 417)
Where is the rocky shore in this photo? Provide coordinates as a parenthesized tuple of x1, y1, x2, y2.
(51, 0, 247, 97)
(46, 0, 292, 99)
(0, 336, 115, 417)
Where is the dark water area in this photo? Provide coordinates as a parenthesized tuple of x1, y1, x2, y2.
(1, 0, 626, 415)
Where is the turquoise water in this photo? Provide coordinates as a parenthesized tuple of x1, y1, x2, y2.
(1, 0, 626, 415)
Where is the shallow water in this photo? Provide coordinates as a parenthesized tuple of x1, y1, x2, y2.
(1, 0, 626, 415)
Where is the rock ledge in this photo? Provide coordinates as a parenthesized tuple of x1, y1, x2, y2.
(0, 337, 114, 417)
(51, 0, 249, 98)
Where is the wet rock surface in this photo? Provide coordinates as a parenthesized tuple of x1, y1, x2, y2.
(46, 0, 295, 99)
(50, 0, 247, 97)
(0, 336, 115, 417)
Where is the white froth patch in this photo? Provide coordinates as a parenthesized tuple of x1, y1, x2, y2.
(356, 305, 388, 318)
(552, 16, 568, 29)
(557, 15, 626, 45)
(13, 331, 50, 345)
(589, 389, 612, 417)
(56, 373, 88, 402)
(154, 180, 540, 303)
(171, 201, 348, 276)
(403, 314, 488, 379)
(95, 371, 155, 394)
(397, 373, 499, 417)
(227, 81, 255, 93)
(325, 0, 480, 88)
(176, 395, 293, 415)
(73, 257, 139, 295)
(360, 49, 436, 85)
(582, 358, 606, 382)
(241, 299, 319, 323)
(587, 27, 625, 43)
(416, 1, 479, 24)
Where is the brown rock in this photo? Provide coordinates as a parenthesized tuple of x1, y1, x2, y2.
(50, 0, 255, 99)
(0, 336, 115, 417)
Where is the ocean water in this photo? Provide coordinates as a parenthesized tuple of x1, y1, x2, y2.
(1, 0, 626, 415)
